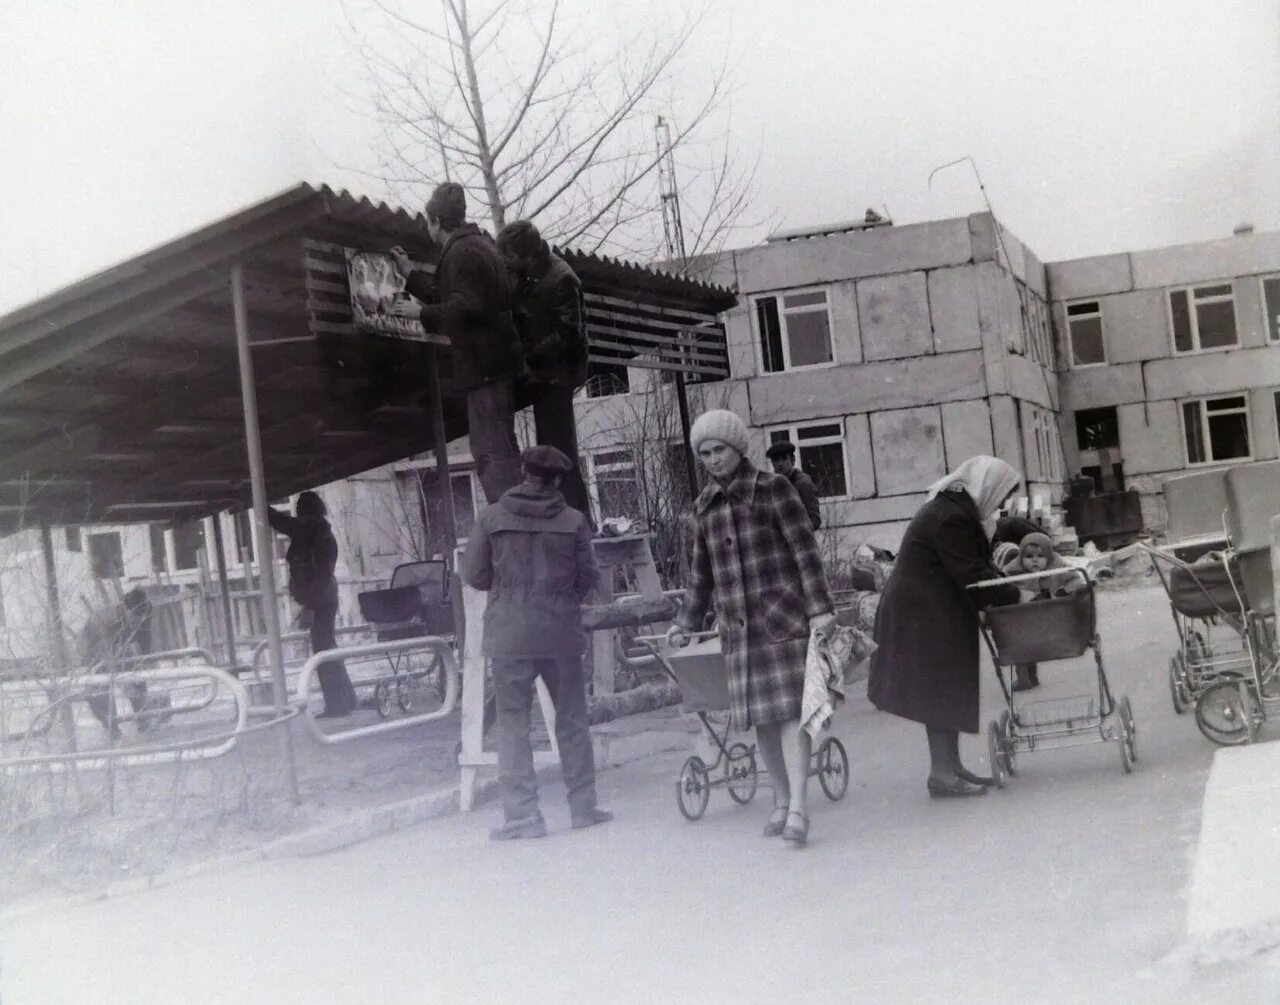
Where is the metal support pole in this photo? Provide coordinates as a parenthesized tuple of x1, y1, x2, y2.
(39, 523, 70, 671)
(673, 372, 699, 497)
(231, 264, 299, 802)
(210, 513, 239, 668)
(425, 346, 457, 558)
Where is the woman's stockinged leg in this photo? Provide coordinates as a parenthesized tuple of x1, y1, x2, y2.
(755, 722, 789, 811)
(779, 720, 812, 816)
(925, 724, 956, 782)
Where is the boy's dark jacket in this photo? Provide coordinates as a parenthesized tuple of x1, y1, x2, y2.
(404, 224, 524, 390)
(511, 252, 589, 389)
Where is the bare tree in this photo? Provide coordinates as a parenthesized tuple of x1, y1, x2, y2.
(345, 0, 758, 258)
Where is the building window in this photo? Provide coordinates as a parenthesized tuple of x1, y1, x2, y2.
(591, 449, 641, 520)
(1182, 394, 1251, 465)
(64, 526, 82, 552)
(88, 532, 125, 580)
(410, 468, 481, 557)
(1263, 276, 1280, 342)
(173, 519, 207, 571)
(767, 423, 848, 498)
(232, 510, 255, 563)
(1074, 406, 1119, 451)
(754, 289, 833, 373)
(1065, 301, 1105, 367)
(1169, 283, 1238, 354)
(149, 524, 168, 574)
(584, 360, 630, 398)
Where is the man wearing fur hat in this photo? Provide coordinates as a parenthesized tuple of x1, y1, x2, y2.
(391, 182, 525, 504)
(496, 219, 592, 519)
(460, 444, 612, 840)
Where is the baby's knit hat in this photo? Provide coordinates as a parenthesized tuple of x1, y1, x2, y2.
(1017, 531, 1055, 565)
(689, 409, 749, 455)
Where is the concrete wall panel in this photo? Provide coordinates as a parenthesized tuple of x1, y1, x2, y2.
(989, 396, 1022, 471)
(1236, 276, 1268, 349)
(731, 218, 974, 293)
(844, 414, 876, 498)
(828, 280, 864, 364)
(941, 399, 995, 470)
(721, 303, 757, 380)
(1100, 289, 1170, 364)
(746, 350, 987, 425)
(1127, 231, 1280, 289)
(927, 266, 983, 354)
(1060, 362, 1146, 411)
(1142, 347, 1280, 400)
(1007, 356, 1055, 409)
(1248, 386, 1280, 461)
(823, 493, 926, 527)
(1046, 253, 1134, 300)
(870, 406, 947, 495)
(857, 271, 932, 361)
(1117, 400, 1184, 475)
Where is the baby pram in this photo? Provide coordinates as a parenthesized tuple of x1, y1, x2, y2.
(356, 560, 454, 718)
(1138, 543, 1250, 718)
(635, 631, 849, 820)
(970, 567, 1137, 785)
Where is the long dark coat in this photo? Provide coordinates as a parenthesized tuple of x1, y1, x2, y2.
(867, 489, 1019, 734)
(404, 224, 524, 390)
(266, 508, 339, 610)
(675, 461, 834, 730)
(511, 252, 589, 389)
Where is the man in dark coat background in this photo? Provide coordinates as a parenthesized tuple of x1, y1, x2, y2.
(765, 440, 822, 530)
(392, 183, 525, 505)
(496, 220, 592, 520)
(460, 445, 612, 840)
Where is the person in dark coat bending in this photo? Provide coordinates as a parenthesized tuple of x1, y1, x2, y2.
(867, 456, 1022, 798)
(460, 445, 612, 840)
(765, 440, 822, 530)
(391, 182, 526, 504)
(267, 492, 357, 718)
(496, 220, 592, 519)
(667, 410, 835, 846)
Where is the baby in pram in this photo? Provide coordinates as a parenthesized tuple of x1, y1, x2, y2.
(995, 531, 1086, 691)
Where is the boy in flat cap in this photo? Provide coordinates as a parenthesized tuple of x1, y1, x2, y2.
(460, 444, 612, 839)
(765, 440, 822, 530)
(391, 182, 525, 504)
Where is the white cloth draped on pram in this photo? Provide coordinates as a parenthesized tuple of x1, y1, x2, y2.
(801, 625, 877, 739)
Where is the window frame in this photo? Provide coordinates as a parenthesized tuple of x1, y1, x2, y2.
(1064, 299, 1107, 368)
(750, 286, 837, 375)
(1180, 392, 1253, 467)
(766, 421, 850, 501)
(1167, 282, 1240, 355)
(1261, 273, 1280, 343)
(589, 448, 641, 521)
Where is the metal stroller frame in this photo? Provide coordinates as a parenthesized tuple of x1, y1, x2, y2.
(635, 631, 849, 821)
(356, 560, 455, 718)
(970, 567, 1137, 785)
(1138, 541, 1251, 720)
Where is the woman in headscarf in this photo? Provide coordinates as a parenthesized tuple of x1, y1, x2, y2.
(666, 409, 835, 846)
(867, 456, 1022, 797)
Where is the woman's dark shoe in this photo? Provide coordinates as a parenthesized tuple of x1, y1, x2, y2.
(927, 776, 988, 799)
(781, 811, 809, 845)
(763, 807, 788, 837)
(956, 767, 996, 787)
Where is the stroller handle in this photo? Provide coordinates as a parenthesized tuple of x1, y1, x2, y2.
(634, 629, 719, 651)
(968, 566, 1089, 590)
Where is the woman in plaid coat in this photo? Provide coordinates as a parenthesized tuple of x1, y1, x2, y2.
(668, 410, 834, 845)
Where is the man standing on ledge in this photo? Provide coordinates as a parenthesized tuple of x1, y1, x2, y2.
(392, 182, 525, 504)
(766, 440, 823, 530)
(496, 219, 593, 520)
(461, 445, 613, 840)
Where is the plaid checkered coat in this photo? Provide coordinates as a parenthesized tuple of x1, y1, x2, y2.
(676, 461, 834, 729)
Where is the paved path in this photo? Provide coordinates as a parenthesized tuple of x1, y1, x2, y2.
(4, 583, 1277, 1003)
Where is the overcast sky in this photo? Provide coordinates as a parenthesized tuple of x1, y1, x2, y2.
(2, 0, 1277, 314)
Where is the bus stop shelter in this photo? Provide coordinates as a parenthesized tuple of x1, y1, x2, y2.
(0, 183, 736, 787)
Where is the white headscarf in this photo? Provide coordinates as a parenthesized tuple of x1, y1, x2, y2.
(926, 456, 1021, 521)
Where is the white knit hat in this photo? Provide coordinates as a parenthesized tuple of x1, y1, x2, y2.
(689, 409, 749, 455)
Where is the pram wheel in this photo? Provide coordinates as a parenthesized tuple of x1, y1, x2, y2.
(374, 681, 392, 719)
(428, 652, 447, 697)
(677, 756, 711, 821)
(396, 674, 413, 713)
(816, 737, 849, 800)
(1117, 696, 1136, 772)
(725, 743, 758, 804)
(999, 710, 1017, 777)
(987, 720, 1007, 789)
(1195, 679, 1262, 746)
(1169, 654, 1189, 714)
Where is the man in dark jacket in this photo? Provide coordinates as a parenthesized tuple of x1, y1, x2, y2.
(460, 445, 612, 840)
(391, 183, 525, 504)
(766, 441, 823, 530)
(496, 220, 592, 519)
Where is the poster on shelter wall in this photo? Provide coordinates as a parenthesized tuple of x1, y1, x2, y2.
(344, 249, 428, 342)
